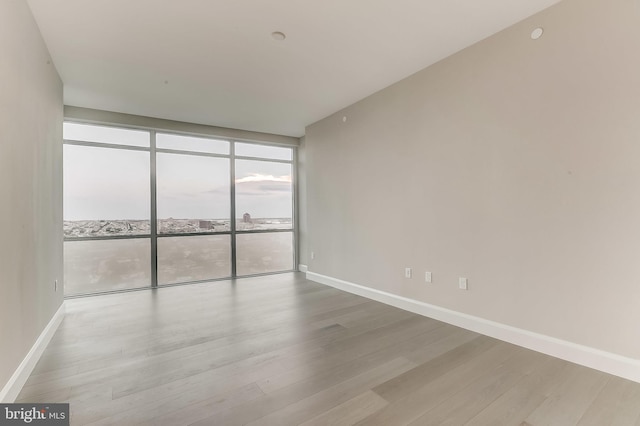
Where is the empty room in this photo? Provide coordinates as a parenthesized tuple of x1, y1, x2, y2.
(2, 0, 640, 424)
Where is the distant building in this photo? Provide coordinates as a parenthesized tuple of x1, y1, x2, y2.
(243, 213, 252, 223)
(199, 220, 213, 229)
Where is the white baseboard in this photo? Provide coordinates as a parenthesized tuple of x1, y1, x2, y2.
(0, 302, 65, 402)
(307, 271, 640, 384)
(298, 264, 308, 273)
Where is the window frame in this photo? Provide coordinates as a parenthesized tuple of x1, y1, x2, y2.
(63, 121, 297, 296)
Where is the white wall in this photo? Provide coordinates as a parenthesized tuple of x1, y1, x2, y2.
(0, 0, 63, 391)
(305, 0, 640, 360)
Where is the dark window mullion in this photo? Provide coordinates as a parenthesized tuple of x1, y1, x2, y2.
(150, 131, 158, 288)
(230, 142, 237, 277)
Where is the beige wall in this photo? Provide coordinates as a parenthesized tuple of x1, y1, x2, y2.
(0, 0, 63, 389)
(305, 0, 640, 359)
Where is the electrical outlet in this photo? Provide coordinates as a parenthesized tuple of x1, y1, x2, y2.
(310, 251, 315, 260)
(54, 279, 58, 292)
(425, 272, 432, 283)
(405, 268, 412, 278)
(459, 277, 468, 290)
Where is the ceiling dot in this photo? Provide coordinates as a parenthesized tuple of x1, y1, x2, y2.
(531, 27, 544, 40)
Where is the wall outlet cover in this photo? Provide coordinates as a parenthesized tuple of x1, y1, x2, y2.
(459, 277, 468, 290)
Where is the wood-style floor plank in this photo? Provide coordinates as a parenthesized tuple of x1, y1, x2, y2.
(408, 346, 550, 425)
(465, 355, 571, 426)
(576, 376, 640, 426)
(354, 340, 519, 425)
(299, 391, 388, 426)
(242, 357, 416, 426)
(15, 272, 640, 425)
(524, 366, 610, 426)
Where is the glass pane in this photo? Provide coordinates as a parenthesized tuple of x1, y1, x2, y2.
(158, 235, 231, 285)
(64, 239, 151, 295)
(235, 142, 292, 160)
(64, 122, 150, 147)
(236, 232, 293, 275)
(157, 133, 229, 155)
(157, 153, 230, 234)
(64, 145, 150, 238)
(235, 160, 292, 230)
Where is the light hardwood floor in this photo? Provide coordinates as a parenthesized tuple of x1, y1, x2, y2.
(17, 273, 640, 425)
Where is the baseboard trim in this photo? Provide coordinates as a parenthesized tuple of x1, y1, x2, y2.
(307, 271, 640, 383)
(298, 264, 308, 273)
(0, 302, 65, 403)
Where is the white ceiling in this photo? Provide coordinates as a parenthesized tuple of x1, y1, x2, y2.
(27, 0, 561, 138)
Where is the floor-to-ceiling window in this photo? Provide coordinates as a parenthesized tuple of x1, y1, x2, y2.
(234, 143, 294, 275)
(63, 122, 295, 296)
(155, 134, 232, 285)
(63, 123, 152, 295)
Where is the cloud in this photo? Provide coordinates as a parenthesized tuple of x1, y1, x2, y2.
(235, 174, 291, 184)
(234, 174, 292, 196)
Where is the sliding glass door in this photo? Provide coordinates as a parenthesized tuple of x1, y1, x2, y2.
(63, 123, 295, 296)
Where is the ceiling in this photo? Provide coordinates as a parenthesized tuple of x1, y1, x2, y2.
(27, 0, 561, 138)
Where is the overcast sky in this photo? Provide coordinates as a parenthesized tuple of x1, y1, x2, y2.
(63, 124, 293, 221)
